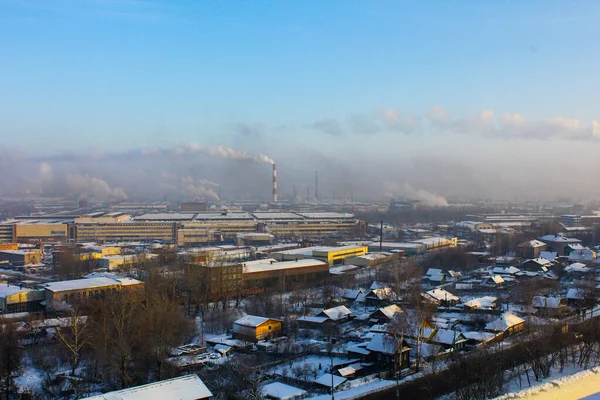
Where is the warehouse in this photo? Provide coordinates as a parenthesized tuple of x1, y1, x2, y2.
(0, 249, 44, 266)
(0, 284, 45, 313)
(271, 245, 368, 266)
(232, 315, 283, 342)
(43, 276, 144, 311)
(243, 258, 329, 292)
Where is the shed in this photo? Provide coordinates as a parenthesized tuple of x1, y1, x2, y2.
(232, 316, 283, 343)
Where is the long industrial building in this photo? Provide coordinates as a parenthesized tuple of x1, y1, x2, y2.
(0, 211, 365, 245)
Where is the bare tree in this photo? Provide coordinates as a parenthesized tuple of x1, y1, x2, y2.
(54, 309, 90, 376)
(0, 320, 22, 400)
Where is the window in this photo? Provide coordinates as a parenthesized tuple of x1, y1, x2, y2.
(268, 325, 272, 330)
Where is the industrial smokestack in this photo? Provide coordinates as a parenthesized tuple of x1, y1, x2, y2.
(272, 163, 278, 203)
(315, 171, 319, 203)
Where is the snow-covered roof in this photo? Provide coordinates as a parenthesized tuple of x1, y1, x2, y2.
(214, 344, 232, 355)
(314, 373, 347, 389)
(371, 304, 402, 320)
(366, 333, 409, 355)
(518, 240, 546, 248)
(425, 288, 460, 302)
(261, 382, 306, 400)
(531, 296, 563, 309)
(297, 316, 329, 324)
(234, 315, 281, 327)
(431, 329, 467, 345)
(485, 275, 505, 285)
(539, 235, 581, 243)
(462, 331, 497, 343)
(347, 343, 370, 356)
(492, 266, 520, 275)
(341, 289, 363, 300)
(523, 258, 552, 267)
(366, 287, 395, 300)
(455, 283, 473, 290)
(0, 284, 35, 298)
(565, 263, 591, 273)
(369, 281, 388, 290)
(82, 374, 213, 400)
(337, 363, 364, 377)
(464, 296, 497, 310)
(485, 313, 525, 332)
(320, 305, 352, 321)
(539, 251, 558, 261)
(425, 268, 444, 276)
(43, 277, 143, 292)
(566, 288, 586, 300)
(243, 258, 328, 273)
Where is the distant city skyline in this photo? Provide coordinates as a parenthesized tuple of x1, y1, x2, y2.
(1, 0, 600, 201)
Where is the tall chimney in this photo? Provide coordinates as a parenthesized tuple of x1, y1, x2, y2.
(272, 163, 278, 203)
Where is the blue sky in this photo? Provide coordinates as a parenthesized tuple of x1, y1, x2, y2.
(2, 0, 600, 149)
(1, 1, 600, 201)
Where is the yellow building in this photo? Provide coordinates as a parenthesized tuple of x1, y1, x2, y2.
(13, 222, 69, 243)
(312, 245, 368, 266)
(0, 285, 46, 313)
(0, 243, 19, 251)
(272, 245, 368, 266)
(232, 315, 283, 342)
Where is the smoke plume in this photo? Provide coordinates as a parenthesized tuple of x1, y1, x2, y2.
(66, 173, 128, 201)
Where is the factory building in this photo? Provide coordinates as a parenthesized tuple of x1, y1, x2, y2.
(42, 276, 144, 311)
(0, 249, 44, 266)
(75, 222, 178, 242)
(270, 245, 368, 266)
(0, 219, 70, 243)
(235, 233, 273, 246)
(195, 258, 329, 300)
(242, 258, 330, 292)
(0, 284, 46, 313)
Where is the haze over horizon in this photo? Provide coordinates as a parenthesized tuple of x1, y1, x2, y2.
(2, 1, 600, 203)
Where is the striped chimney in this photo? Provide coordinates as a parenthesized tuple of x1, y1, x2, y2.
(272, 163, 278, 203)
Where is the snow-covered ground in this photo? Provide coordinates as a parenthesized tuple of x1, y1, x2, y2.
(307, 378, 397, 400)
(494, 366, 600, 400)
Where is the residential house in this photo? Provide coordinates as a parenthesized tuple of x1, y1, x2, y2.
(520, 258, 553, 272)
(317, 305, 352, 323)
(424, 268, 445, 284)
(232, 315, 283, 342)
(463, 296, 499, 311)
(484, 313, 525, 335)
(365, 333, 411, 372)
(341, 289, 364, 302)
(566, 288, 587, 307)
(261, 382, 306, 400)
(516, 240, 547, 259)
(422, 288, 460, 307)
(481, 275, 505, 288)
(531, 296, 567, 317)
(369, 304, 403, 323)
(492, 266, 521, 276)
(365, 287, 396, 306)
(567, 245, 597, 262)
(538, 235, 582, 256)
(564, 263, 592, 276)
